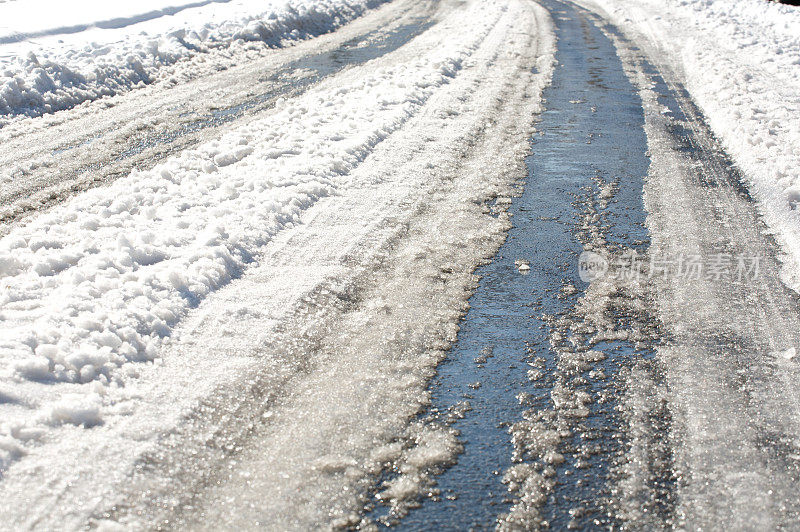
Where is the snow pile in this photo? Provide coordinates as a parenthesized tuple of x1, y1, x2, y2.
(577, 0, 800, 291)
(0, 0, 384, 121)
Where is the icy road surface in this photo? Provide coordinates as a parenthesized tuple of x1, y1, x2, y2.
(1, 0, 800, 529)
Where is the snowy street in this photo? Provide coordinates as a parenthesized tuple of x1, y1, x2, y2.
(0, 0, 799, 529)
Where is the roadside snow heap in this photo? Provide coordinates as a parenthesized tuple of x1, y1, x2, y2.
(0, 0, 384, 121)
(577, 0, 800, 290)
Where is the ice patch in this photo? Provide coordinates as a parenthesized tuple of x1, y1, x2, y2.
(773, 347, 797, 361)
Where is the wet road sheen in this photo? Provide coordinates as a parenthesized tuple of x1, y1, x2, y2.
(376, 0, 652, 528)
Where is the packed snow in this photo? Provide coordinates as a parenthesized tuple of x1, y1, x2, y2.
(0, 2, 464, 433)
(0, 0, 556, 527)
(0, 0, 385, 121)
(576, 0, 800, 292)
(603, 12, 800, 528)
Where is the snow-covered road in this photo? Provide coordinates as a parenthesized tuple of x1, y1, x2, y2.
(1, 0, 800, 529)
(612, 28, 800, 529)
(0, 0, 557, 528)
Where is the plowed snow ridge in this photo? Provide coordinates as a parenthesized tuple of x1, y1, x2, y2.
(0, 0, 386, 121)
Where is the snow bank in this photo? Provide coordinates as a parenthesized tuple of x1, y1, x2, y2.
(0, 0, 238, 41)
(0, 0, 384, 121)
(576, 0, 800, 291)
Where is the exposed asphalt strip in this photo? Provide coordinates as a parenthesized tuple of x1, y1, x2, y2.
(369, 0, 800, 528)
(368, 0, 656, 527)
